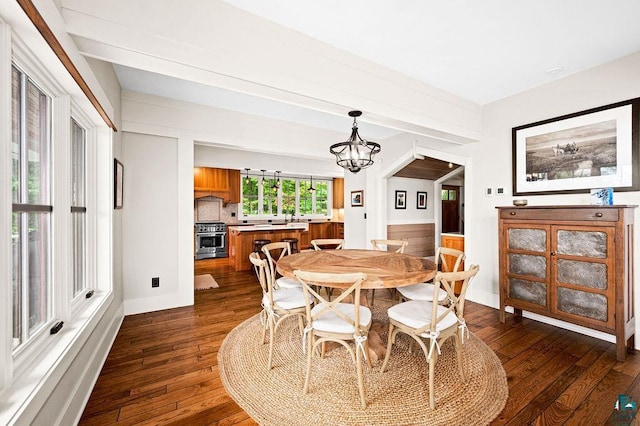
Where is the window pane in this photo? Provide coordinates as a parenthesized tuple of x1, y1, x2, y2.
(441, 190, 448, 201)
(71, 120, 86, 207)
(299, 180, 313, 215)
(262, 182, 277, 215)
(281, 179, 296, 215)
(27, 212, 50, 332)
(448, 190, 456, 201)
(26, 78, 50, 205)
(242, 176, 259, 216)
(72, 212, 85, 296)
(12, 213, 22, 349)
(315, 181, 328, 215)
(13, 212, 50, 348)
(12, 67, 21, 204)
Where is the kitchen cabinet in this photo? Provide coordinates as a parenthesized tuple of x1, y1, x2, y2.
(333, 177, 344, 209)
(194, 167, 240, 204)
(497, 205, 636, 361)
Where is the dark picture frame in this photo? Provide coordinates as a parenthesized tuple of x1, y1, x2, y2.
(114, 158, 124, 209)
(395, 190, 407, 209)
(512, 97, 639, 196)
(417, 191, 427, 209)
(351, 190, 363, 207)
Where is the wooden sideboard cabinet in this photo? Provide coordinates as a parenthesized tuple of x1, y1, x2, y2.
(497, 205, 636, 361)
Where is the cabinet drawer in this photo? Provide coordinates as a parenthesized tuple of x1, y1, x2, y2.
(500, 208, 618, 222)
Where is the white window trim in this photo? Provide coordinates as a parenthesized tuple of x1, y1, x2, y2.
(0, 18, 115, 425)
(241, 175, 333, 220)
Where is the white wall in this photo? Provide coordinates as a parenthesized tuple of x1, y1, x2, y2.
(387, 176, 435, 225)
(122, 132, 194, 314)
(467, 52, 640, 343)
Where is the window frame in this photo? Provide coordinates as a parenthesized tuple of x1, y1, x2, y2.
(3, 28, 112, 389)
(240, 173, 333, 220)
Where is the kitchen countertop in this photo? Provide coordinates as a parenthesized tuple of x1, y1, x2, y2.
(228, 223, 309, 232)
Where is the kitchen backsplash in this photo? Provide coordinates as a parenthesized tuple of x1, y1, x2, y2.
(194, 196, 238, 223)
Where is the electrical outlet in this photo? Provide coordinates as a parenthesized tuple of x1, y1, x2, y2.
(496, 187, 505, 195)
(152, 277, 160, 288)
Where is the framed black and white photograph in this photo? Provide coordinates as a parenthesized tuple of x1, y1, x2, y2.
(512, 97, 639, 196)
(395, 190, 406, 209)
(114, 158, 124, 209)
(351, 190, 363, 207)
(417, 191, 427, 209)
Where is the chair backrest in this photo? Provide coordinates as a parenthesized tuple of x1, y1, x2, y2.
(311, 239, 344, 251)
(249, 252, 272, 299)
(425, 265, 479, 334)
(293, 270, 367, 334)
(436, 246, 466, 273)
(262, 241, 291, 280)
(371, 239, 408, 253)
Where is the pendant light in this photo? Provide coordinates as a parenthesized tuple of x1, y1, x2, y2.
(270, 171, 281, 190)
(244, 168, 251, 184)
(308, 175, 316, 192)
(260, 169, 266, 185)
(330, 110, 381, 173)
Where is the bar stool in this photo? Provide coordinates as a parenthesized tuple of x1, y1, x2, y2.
(281, 237, 299, 254)
(252, 239, 272, 256)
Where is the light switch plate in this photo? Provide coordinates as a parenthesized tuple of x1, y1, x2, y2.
(485, 187, 493, 197)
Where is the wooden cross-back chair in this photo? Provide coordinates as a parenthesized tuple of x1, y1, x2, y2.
(310, 239, 344, 250)
(397, 246, 466, 303)
(261, 241, 302, 289)
(369, 239, 409, 306)
(249, 252, 307, 370)
(293, 269, 371, 408)
(381, 265, 480, 409)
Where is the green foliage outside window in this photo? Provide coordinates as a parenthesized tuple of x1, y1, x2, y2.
(242, 177, 259, 215)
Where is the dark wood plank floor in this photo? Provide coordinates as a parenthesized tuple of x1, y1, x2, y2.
(79, 259, 640, 425)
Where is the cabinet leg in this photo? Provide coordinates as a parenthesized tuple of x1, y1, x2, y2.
(499, 307, 505, 323)
(514, 308, 522, 318)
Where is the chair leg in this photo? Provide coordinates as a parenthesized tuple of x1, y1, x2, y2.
(380, 323, 395, 372)
(303, 334, 314, 395)
(261, 311, 267, 344)
(356, 344, 366, 408)
(428, 352, 437, 409)
(267, 318, 275, 370)
(456, 333, 466, 381)
(370, 289, 376, 307)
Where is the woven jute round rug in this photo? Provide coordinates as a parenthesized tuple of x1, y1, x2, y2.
(219, 299, 508, 425)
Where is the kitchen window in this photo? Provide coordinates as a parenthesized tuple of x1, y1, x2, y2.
(241, 174, 332, 219)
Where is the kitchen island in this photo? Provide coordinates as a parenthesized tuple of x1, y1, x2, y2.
(228, 221, 344, 271)
(228, 223, 309, 271)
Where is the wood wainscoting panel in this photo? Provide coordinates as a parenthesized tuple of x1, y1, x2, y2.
(387, 223, 435, 257)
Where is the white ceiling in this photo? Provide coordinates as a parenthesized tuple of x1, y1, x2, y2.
(221, 0, 640, 105)
(65, 0, 640, 138)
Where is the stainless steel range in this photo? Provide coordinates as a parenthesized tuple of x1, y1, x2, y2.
(195, 222, 228, 259)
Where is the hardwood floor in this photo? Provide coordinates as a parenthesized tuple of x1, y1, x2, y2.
(79, 259, 640, 425)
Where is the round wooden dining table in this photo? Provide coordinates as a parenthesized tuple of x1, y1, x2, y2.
(276, 249, 437, 361)
(276, 249, 437, 288)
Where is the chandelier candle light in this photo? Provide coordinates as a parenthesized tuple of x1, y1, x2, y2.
(330, 110, 381, 173)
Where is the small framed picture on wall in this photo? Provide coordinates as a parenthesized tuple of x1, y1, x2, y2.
(395, 190, 407, 209)
(417, 191, 427, 209)
(351, 190, 364, 207)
